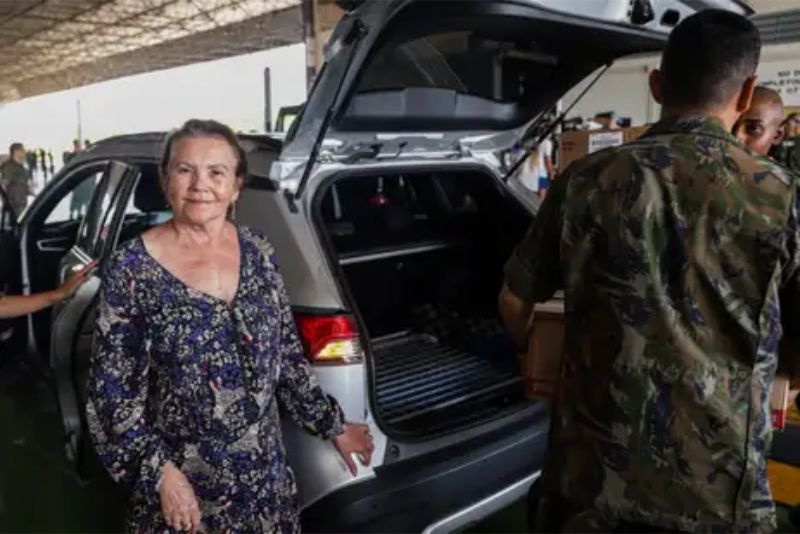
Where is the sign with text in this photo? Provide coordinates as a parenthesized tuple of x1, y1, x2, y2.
(588, 131, 625, 154)
(759, 64, 800, 106)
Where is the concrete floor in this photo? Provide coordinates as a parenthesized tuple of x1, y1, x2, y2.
(0, 357, 797, 533)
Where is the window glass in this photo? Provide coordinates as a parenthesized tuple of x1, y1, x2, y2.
(357, 31, 557, 103)
(44, 170, 102, 225)
(75, 163, 129, 255)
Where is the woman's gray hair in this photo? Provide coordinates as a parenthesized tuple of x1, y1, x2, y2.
(159, 119, 248, 193)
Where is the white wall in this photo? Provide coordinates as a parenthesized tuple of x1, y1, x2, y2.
(0, 42, 307, 162)
(563, 55, 660, 126)
(562, 41, 800, 127)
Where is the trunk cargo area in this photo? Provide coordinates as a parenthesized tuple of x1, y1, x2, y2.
(316, 168, 534, 437)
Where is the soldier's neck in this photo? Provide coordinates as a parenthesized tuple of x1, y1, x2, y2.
(660, 106, 737, 133)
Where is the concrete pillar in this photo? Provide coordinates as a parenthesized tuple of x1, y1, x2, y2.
(303, 0, 344, 89)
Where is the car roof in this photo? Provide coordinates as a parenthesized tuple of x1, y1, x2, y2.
(67, 131, 282, 167)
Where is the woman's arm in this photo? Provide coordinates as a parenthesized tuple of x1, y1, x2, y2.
(0, 263, 95, 319)
(271, 271, 346, 439)
(0, 291, 62, 319)
(85, 252, 178, 494)
(271, 273, 374, 474)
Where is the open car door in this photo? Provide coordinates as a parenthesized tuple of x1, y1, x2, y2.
(49, 160, 141, 468)
(0, 186, 22, 355)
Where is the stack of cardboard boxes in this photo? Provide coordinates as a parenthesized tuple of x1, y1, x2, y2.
(557, 125, 650, 169)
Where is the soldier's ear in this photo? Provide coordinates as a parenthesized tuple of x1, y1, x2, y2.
(736, 75, 758, 114)
(648, 69, 663, 104)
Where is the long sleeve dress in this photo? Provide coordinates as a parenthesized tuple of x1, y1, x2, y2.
(86, 226, 344, 533)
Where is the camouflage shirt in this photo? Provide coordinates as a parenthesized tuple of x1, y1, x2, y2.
(770, 135, 800, 176)
(504, 116, 800, 532)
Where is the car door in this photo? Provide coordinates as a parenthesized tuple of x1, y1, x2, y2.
(49, 160, 141, 467)
(0, 186, 22, 354)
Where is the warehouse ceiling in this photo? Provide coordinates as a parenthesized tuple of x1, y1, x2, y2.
(0, 0, 303, 102)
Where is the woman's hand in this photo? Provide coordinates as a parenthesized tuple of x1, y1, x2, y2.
(159, 462, 203, 533)
(332, 423, 374, 476)
(55, 262, 97, 300)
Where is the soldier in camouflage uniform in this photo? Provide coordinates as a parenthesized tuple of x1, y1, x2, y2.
(500, 10, 798, 532)
(770, 113, 800, 174)
(734, 86, 785, 157)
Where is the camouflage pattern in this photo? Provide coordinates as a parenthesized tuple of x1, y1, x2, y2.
(504, 116, 800, 532)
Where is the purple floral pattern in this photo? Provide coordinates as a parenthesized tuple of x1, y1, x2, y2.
(86, 226, 344, 533)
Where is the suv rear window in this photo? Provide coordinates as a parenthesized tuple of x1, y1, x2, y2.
(358, 30, 557, 104)
(334, 2, 664, 132)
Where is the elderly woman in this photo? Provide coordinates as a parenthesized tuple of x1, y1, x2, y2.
(86, 119, 373, 533)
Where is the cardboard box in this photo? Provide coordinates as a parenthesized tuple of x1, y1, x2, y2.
(772, 375, 791, 430)
(521, 295, 565, 399)
(558, 125, 650, 170)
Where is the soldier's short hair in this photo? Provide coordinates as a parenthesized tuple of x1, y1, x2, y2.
(660, 9, 760, 109)
(752, 86, 783, 108)
(9, 142, 23, 155)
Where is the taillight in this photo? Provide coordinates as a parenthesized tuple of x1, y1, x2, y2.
(293, 313, 364, 365)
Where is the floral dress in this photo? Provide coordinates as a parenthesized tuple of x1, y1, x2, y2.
(86, 226, 344, 533)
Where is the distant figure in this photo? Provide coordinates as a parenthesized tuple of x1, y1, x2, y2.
(84, 139, 92, 150)
(46, 150, 54, 178)
(734, 86, 785, 156)
(0, 143, 31, 217)
(38, 148, 47, 180)
(64, 139, 82, 165)
(771, 112, 800, 173)
(25, 148, 37, 174)
(517, 138, 554, 200)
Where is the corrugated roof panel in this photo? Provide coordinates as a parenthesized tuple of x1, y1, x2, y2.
(754, 9, 800, 44)
(0, 0, 303, 102)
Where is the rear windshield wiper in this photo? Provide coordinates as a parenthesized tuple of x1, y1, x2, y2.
(501, 62, 612, 183)
(295, 18, 367, 199)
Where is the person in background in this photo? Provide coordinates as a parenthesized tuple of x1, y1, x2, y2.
(517, 137, 555, 200)
(736, 86, 800, 530)
(86, 119, 373, 533)
(500, 10, 797, 532)
(64, 139, 82, 165)
(734, 86, 785, 156)
(46, 149, 54, 179)
(0, 143, 31, 217)
(771, 112, 800, 173)
(0, 263, 94, 319)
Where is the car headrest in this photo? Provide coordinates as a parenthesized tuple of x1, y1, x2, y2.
(134, 169, 169, 212)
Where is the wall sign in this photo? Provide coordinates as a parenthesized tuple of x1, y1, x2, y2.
(588, 131, 625, 154)
(759, 63, 800, 106)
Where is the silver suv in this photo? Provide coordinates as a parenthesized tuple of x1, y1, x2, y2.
(0, 0, 750, 531)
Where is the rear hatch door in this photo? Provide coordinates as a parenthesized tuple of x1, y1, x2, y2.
(276, 0, 671, 192)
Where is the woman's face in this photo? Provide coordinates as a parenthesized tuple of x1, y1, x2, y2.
(165, 135, 241, 226)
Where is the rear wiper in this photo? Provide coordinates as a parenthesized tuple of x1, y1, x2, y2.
(295, 18, 367, 199)
(501, 62, 612, 183)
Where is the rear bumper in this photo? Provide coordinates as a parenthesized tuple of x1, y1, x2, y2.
(300, 410, 548, 533)
(422, 472, 539, 534)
